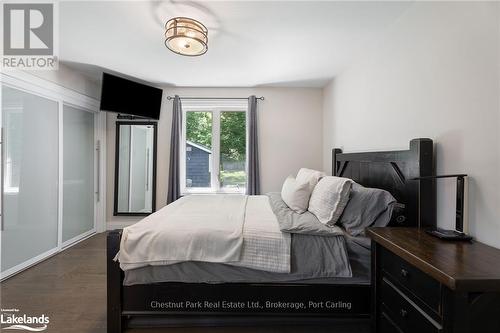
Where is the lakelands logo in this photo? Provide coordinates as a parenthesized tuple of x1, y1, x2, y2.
(1, 308, 49, 331)
(2, 2, 58, 70)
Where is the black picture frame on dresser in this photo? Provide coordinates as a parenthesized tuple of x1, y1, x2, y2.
(107, 138, 436, 333)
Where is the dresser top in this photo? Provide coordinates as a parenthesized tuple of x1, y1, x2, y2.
(367, 227, 500, 291)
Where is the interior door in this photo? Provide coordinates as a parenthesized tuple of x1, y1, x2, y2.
(1, 85, 59, 276)
(62, 104, 95, 244)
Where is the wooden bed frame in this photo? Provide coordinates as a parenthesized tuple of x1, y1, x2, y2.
(107, 138, 436, 332)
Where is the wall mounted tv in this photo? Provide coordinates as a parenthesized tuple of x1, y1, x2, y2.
(100, 73, 163, 120)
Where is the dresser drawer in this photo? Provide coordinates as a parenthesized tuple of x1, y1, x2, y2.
(380, 311, 403, 333)
(380, 247, 441, 312)
(381, 277, 442, 333)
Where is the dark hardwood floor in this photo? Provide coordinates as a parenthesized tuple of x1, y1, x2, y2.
(1, 233, 369, 333)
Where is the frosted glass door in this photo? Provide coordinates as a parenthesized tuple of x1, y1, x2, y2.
(62, 104, 95, 243)
(1, 86, 59, 273)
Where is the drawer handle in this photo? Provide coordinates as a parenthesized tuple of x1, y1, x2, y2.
(400, 268, 409, 278)
(400, 309, 408, 318)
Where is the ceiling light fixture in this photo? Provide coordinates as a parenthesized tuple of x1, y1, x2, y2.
(164, 17, 208, 56)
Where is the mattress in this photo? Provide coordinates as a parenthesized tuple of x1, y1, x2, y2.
(123, 233, 370, 286)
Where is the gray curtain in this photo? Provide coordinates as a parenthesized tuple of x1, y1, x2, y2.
(246, 95, 260, 195)
(167, 95, 182, 204)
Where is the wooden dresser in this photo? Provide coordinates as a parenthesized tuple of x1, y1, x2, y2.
(367, 227, 500, 333)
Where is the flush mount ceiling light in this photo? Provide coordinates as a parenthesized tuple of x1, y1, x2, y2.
(165, 17, 208, 56)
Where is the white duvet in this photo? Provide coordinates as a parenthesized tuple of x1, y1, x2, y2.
(117, 195, 291, 273)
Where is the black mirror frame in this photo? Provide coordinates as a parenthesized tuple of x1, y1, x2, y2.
(113, 121, 158, 216)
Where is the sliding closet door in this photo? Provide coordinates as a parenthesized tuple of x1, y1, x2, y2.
(62, 104, 95, 244)
(1, 86, 59, 275)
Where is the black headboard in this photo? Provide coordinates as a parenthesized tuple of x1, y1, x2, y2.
(332, 138, 436, 228)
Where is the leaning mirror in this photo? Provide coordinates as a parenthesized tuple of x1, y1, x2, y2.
(114, 121, 157, 216)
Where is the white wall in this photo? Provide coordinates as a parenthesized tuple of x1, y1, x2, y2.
(107, 87, 323, 227)
(323, 2, 500, 248)
(26, 63, 100, 99)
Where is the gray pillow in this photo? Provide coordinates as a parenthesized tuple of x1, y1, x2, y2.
(267, 192, 343, 237)
(339, 183, 396, 236)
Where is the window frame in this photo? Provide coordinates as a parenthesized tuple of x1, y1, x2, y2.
(180, 100, 248, 195)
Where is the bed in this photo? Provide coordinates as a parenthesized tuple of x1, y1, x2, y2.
(107, 138, 436, 332)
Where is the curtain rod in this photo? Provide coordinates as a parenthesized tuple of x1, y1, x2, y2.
(166, 96, 264, 101)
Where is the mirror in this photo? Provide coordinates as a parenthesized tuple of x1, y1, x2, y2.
(114, 121, 157, 216)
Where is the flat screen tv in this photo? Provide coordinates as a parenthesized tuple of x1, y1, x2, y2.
(100, 73, 163, 120)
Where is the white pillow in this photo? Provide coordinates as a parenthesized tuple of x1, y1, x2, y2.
(308, 176, 353, 225)
(296, 168, 326, 191)
(281, 176, 312, 213)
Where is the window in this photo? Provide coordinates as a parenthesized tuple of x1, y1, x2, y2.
(180, 100, 248, 194)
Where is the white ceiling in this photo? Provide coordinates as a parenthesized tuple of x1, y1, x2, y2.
(60, 1, 413, 87)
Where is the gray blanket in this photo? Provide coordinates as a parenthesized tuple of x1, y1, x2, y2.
(123, 232, 355, 285)
(123, 194, 353, 285)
